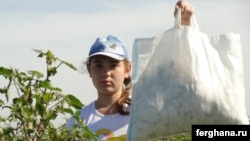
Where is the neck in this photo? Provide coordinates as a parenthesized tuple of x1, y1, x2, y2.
(95, 92, 121, 115)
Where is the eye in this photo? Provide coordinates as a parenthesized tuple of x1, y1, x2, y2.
(110, 60, 120, 67)
(93, 61, 103, 68)
(95, 64, 102, 68)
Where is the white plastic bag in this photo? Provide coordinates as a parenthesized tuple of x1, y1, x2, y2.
(127, 11, 249, 141)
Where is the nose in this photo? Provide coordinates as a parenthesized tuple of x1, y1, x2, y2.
(101, 65, 111, 76)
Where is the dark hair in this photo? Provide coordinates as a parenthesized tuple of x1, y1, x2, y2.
(117, 75, 132, 115)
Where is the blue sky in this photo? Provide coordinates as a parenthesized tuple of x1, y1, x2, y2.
(1, 0, 250, 118)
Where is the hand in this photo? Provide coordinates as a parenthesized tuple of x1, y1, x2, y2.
(174, 0, 194, 25)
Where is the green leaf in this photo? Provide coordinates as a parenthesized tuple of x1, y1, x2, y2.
(48, 110, 58, 120)
(0, 67, 13, 76)
(0, 88, 7, 94)
(65, 95, 83, 109)
(48, 67, 57, 76)
(39, 81, 62, 91)
(42, 93, 54, 104)
(62, 108, 74, 115)
(0, 116, 6, 122)
(32, 49, 44, 57)
(0, 99, 5, 106)
(46, 50, 57, 65)
(75, 110, 81, 117)
(28, 70, 44, 78)
(3, 127, 14, 135)
(21, 106, 33, 119)
(5, 88, 10, 102)
(32, 49, 42, 54)
(60, 60, 77, 71)
(13, 97, 21, 104)
(36, 102, 45, 116)
(46, 50, 54, 57)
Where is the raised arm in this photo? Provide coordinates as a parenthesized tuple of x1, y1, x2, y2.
(174, 0, 195, 25)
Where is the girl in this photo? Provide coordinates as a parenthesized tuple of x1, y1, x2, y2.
(66, 0, 194, 140)
(66, 35, 132, 140)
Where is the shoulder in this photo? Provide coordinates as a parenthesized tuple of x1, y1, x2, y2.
(80, 101, 96, 118)
(65, 101, 95, 129)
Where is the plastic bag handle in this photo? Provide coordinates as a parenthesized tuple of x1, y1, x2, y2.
(174, 9, 199, 28)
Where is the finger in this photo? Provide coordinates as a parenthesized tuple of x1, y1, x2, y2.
(183, 3, 190, 18)
(190, 5, 195, 16)
(182, 5, 187, 17)
(126, 99, 131, 103)
(174, 5, 180, 17)
(175, 0, 185, 15)
(125, 99, 131, 105)
(186, 4, 194, 18)
(182, 3, 193, 18)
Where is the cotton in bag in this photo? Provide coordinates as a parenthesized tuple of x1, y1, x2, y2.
(127, 10, 249, 141)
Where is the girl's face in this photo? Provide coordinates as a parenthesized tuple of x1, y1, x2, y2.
(87, 55, 131, 96)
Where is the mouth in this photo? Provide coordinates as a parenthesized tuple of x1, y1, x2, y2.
(100, 80, 112, 86)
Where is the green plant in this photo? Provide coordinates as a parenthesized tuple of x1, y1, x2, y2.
(0, 49, 97, 141)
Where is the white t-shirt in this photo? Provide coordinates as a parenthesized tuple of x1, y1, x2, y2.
(66, 101, 129, 140)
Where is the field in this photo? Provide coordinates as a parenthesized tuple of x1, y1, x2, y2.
(152, 133, 191, 141)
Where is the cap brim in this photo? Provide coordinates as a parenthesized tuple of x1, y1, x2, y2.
(87, 52, 125, 60)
